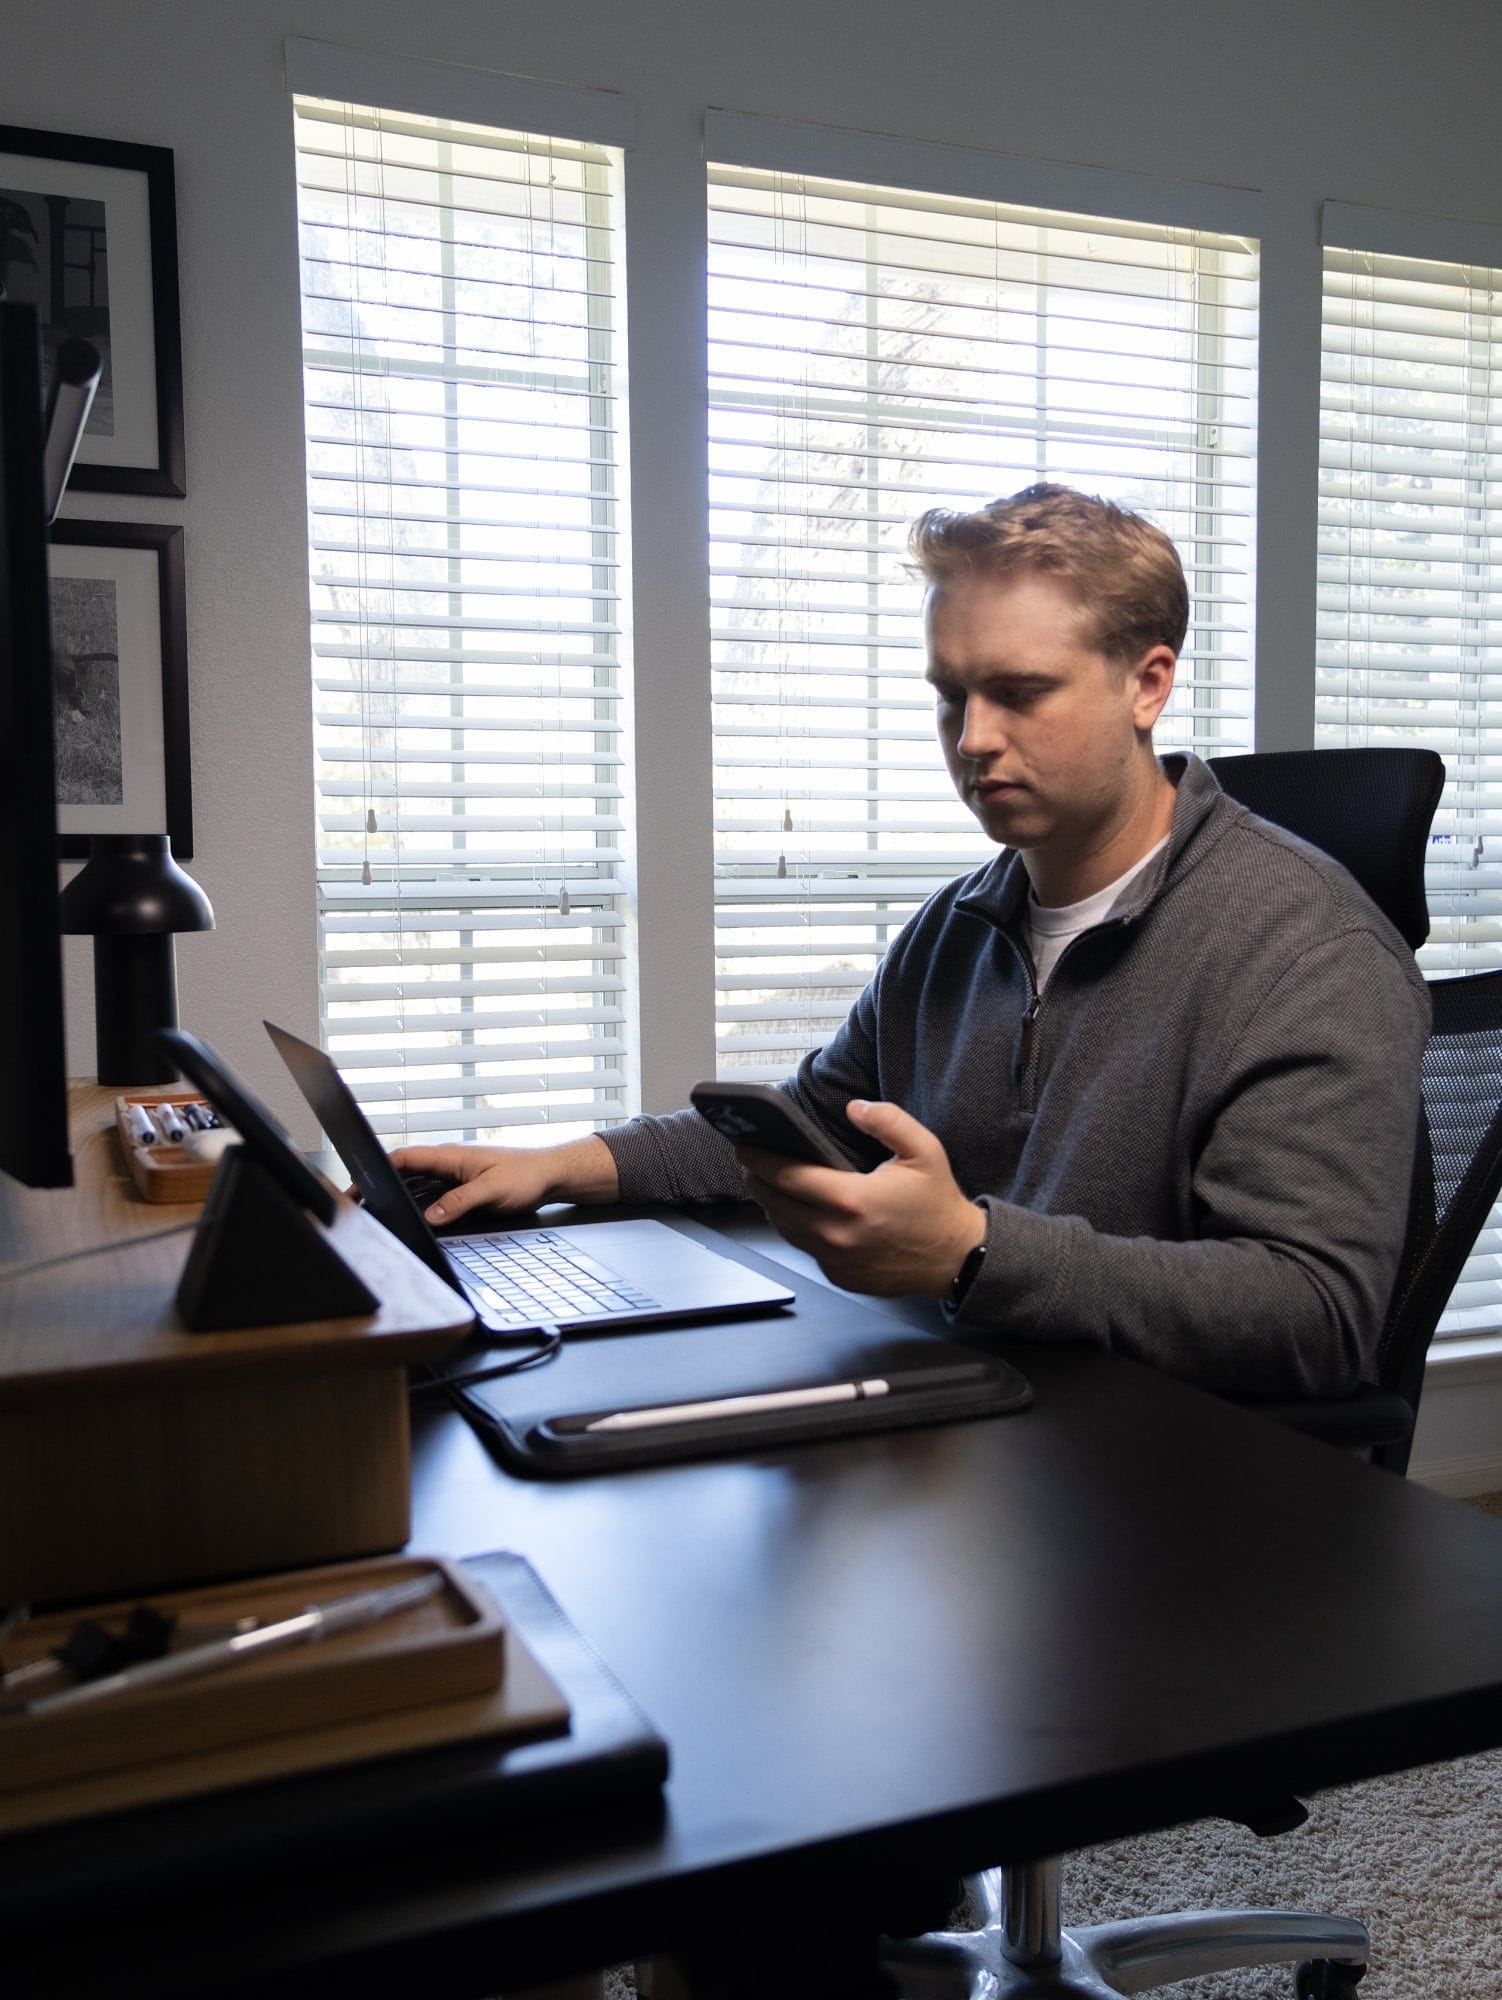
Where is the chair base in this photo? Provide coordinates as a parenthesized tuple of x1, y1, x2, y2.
(880, 1865, 1369, 1999)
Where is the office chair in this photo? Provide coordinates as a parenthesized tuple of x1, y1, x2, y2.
(881, 747, 1502, 1999)
(1253, 966, 1502, 1475)
(1208, 744, 1448, 1473)
(1208, 746, 1443, 955)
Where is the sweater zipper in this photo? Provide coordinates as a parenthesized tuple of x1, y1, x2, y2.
(998, 929, 1041, 1091)
(1008, 915, 1134, 1092)
(1016, 991, 1041, 1084)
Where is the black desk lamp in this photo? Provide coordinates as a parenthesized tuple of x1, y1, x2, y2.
(59, 834, 214, 1085)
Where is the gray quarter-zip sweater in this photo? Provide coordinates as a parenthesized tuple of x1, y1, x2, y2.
(603, 754, 1432, 1398)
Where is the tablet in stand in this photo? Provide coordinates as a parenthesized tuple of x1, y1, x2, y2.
(157, 1028, 380, 1331)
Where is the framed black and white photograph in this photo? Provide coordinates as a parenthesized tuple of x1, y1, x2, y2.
(0, 124, 184, 496)
(49, 521, 191, 859)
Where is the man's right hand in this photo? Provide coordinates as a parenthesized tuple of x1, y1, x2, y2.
(386, 1136, 620, 1228)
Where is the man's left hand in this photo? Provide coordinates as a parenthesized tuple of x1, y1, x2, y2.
(736, 1099, 987, 1297)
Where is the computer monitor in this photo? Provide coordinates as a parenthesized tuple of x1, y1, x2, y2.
(0, 301, 80, 1188)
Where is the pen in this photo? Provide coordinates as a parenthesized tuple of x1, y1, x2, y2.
(583, 1363, 996, 1433)
(150, 1102, 189, 1144)
(123, 1102, 158, 1147)
(19, 1572, 444, 1715)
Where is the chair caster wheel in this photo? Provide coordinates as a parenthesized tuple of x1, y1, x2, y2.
(1296, 1959, 1367, 1999)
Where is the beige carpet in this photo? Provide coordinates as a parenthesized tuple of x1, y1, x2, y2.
(603, 1493, 1502, 2000)
(1057, 1747, 1502, 1997)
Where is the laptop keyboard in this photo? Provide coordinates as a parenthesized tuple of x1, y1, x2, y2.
(448, 1229, 663, 1326)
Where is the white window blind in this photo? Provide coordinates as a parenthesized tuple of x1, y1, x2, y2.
(294, 98, 630, 1143)
(1318, 242, 1502, 1338)
(707, 165, 1258, 1080)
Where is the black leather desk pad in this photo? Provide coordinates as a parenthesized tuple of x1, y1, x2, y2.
(0, 1552, 668, 1923)
(438, 1214, 1031, 1474)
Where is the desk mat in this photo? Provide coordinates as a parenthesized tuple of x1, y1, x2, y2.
(0, 1552, 668, 1922)
(437, 1216, 1032, 1476)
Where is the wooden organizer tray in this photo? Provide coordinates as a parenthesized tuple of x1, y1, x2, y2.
(114, 1090, 231, 1203)
(0, 1554, 504, 1794)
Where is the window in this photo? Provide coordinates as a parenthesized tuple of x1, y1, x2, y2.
(706, 166, 1259, 1078)
(294, 98, 629, 1143)
(1318, 240, 1502, 1337)
(1318, 244, 1501, 971)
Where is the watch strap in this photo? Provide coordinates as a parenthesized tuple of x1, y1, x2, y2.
(947, 1237, 987, 1312)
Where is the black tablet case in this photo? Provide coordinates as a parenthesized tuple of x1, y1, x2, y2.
(433, 1215, 1032, 1475)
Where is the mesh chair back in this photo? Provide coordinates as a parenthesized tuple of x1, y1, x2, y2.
(1207, 747, 1444, 951)
(1378, 972, 1502, 1462)
(1202, 747, 1473, 1473)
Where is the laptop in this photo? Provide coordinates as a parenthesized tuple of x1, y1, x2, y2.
(264, 1021, 795, 1337)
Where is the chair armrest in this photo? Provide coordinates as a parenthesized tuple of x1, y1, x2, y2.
(1239, 1385, 1415, 1450)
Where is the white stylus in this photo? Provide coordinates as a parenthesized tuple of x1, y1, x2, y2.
(585, 1378, 891, 1432)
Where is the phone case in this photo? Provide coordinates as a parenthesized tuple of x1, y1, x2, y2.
(691, 1086, 850, 1167)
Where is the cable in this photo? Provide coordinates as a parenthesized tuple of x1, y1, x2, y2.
(0, 1221, 199, 1286)
(409, 1322, 563, 1401)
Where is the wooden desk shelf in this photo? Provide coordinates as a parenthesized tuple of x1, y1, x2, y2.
(0, 1086, 473, 1607)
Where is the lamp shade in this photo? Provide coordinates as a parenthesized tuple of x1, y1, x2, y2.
(59, 834, 214, 937)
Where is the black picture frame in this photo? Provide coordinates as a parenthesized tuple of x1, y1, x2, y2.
(49, 520, 191, 860)
(0, 123, 184, 497)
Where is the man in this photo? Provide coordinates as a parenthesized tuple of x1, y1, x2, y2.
(393, 484, 1431, 1400)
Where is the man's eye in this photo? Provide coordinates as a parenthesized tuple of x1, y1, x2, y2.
(931, 685, 963, 709)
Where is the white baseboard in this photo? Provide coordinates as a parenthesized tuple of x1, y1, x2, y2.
(1410, 1447, 1502, 1498)
(1408, 1359, 1502, 1497)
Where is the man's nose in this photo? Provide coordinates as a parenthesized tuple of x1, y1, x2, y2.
(957, 694, 1007, 759)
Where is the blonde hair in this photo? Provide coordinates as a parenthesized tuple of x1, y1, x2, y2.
(909, 483, 1189, 662)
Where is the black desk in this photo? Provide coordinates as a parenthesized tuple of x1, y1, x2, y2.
(13, 1209, 1502, 1997)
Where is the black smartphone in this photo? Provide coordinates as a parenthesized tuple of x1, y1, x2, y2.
(690, 1081, 854, 1169)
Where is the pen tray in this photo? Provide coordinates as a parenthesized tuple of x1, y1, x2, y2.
(0, 1555, 504, 1793)
(114, 1090, 227, 1204)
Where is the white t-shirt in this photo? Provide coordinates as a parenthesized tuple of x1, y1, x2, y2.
(1025, 837, 1170, 992)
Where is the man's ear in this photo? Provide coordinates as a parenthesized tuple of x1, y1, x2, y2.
(1131, 644, 1177, 732)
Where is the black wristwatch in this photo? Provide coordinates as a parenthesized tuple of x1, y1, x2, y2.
(946, 1237, 987, 1313)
